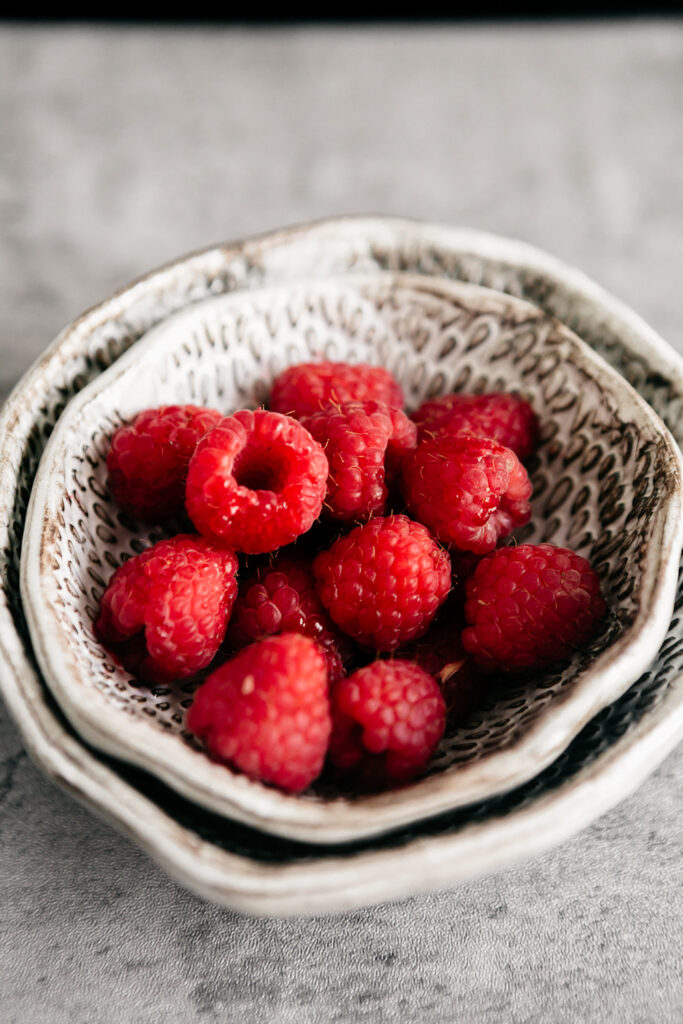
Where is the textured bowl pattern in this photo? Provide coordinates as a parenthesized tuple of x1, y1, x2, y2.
(1, 218, 682, 909)
(21, 273, 682, 842)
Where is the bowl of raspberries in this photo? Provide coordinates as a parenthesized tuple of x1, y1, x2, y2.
(20, 273, 683, 843)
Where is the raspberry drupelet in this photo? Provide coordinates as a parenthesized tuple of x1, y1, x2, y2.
(269, 361, 404, 419)
(187, 633, 331, 794)
(106, 404, 223, 523)
(412, 391, 539, 462)
(95, 534, 238, 683)
(462, 543, 607, 671)
(228, 554, 353, 684)
(328, 659, 446, 788)
(401, 433, 533, 554)
(185, 409, 328, 554)
(313, 514, 451, 651)
(300, 400, 417, 523)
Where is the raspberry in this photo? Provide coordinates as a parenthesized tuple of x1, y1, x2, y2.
(313, 514, 451, 651)
(413, 392, 539, 461)
(186, 634, 331, 793)
(328, 660, 446, 787)
(462, 543, 607, 671)
(185, 409, 328, 554)
(401, 434, 532, 554)
(95, 535, 238, 683)
(107, 404, 223, 523)
(300, 400, 417, 522)
(270, 361, 404, 419)
(227, 554, 352, 684)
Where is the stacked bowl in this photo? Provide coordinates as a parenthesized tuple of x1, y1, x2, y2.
(2, 217, 682, 915)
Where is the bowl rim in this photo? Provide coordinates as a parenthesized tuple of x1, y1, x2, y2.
(1, 215, 682, 912)
(19, 268, 683, 844)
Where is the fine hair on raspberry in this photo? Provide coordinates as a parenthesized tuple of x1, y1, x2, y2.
(401, 433, 532, 554)
(269, 361, 404, 419)
(228, 553, 351, 684)
(95, 534, 239, 683)
(412, 391, 539, 461)
(187, 633, 331, 794)
(313, 514, 451, 651)
(185, 408, 329, 554)
(300, 400, 417, 522)
(329, 659, 447, 788)
(462, 543, 607, 671)
(106, 404, 223, 523)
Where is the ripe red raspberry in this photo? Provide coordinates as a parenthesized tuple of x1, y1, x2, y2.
(401, 434, 533, 554)
(313, 514, 451, 651)
(186, 633, 331, 794)
(462, 543, 607, 671)
(412, 392, 539, 461)
(95, 535, 238, 683)
(300, 400, 417, 522)
(185, 409, 328, 554)
(269, 361, 404, 419)
(328, 660, 446, 787)
(107, 404, 223, 523)
(227, 554, 352, 684)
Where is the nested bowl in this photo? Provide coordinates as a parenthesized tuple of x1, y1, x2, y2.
(20, 270, 683, 844)
(2, 217, 683, 912)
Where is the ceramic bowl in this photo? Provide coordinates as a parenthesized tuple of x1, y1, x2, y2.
(20, 270, 683, 843)
(1, 217, 682, 912)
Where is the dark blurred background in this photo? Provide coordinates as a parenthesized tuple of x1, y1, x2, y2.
(5, 4, 683, 18)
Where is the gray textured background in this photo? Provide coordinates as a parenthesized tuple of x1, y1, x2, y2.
(1, 22, 682, 1024)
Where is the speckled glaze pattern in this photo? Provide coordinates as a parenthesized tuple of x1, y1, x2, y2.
(1, 218, 683, 910)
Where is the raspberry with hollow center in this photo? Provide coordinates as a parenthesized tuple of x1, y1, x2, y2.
(228, 554, 353, 684)
(401, 433, 532, 554)
(462, 543, 607, 671)
(413, 392, 539, 461)
(313, 514, 451, 651)
(185, 409, 328, 554)
(107, 404, 223, 523)
(328, 659, 446, 788)
(300, 400, 417, 522)
(269, 361, 404, 419)
(186, 633, 331, 794)
(94, 534, 238, 683)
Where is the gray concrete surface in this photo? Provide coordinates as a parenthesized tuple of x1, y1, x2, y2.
(1, 21, 681, 1023)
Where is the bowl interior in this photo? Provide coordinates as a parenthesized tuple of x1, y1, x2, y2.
(20, 271, 682, 841)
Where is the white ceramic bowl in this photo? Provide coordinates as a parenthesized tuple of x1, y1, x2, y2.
(20, 270, 683, 843)
(1, 218, 682, 912)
